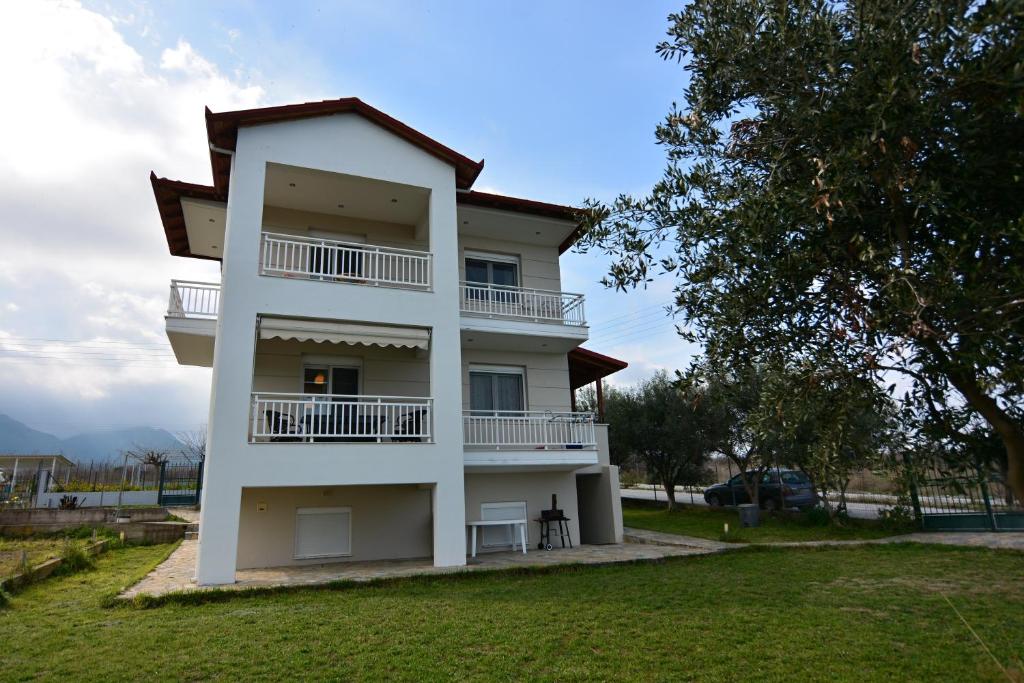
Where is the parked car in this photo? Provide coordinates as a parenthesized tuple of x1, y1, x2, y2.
(703, 469, 819, 511)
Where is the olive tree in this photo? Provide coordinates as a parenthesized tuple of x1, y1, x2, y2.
(578, 0, 1024, 497)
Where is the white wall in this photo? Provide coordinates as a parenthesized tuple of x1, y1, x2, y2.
(457, 235, 562, 292)
(36, 491, 159, 508)
(461, 349, 571, 413)
(252, 338, 430, 397)
(464, 471, 580, 550)
(237, 485, 432, 568)
(197, 113, 467, 585)
(263, 205, 427, 252)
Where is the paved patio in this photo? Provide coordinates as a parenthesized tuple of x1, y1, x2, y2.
(120, 538, 718, 599)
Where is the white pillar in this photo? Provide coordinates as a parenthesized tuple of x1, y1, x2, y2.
(195, 147, 264, 585)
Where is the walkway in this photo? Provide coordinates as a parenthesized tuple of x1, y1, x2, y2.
(623, 526, 1024, 551)
(120, 538, 716, 600)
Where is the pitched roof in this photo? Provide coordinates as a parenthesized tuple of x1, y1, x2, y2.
(149, 173, 223, 260)
(205, 98, 485, 195)
(152, 98, 590, 259)
(568, 347, 629, 390)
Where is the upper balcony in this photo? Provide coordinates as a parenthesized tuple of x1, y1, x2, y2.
(458, 281, 588, 353)
(260, 232, 432, 290)
(165, 279, 219, 366)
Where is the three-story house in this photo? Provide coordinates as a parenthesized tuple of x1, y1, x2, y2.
(152, 98, 626, 585)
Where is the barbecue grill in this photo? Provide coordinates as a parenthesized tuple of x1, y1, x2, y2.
(536, 494, 572, 550)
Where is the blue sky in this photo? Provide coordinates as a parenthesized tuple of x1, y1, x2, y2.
(0, 1, 696, 436)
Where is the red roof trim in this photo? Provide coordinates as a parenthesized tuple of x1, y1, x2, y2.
(568, 347, 628, 390)
(456, 190, 587, 253)
(150, 173, 224, 261)
(205, 98, 485, 196)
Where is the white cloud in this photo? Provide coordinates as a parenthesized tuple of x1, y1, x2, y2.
(0, 1, 267, 434)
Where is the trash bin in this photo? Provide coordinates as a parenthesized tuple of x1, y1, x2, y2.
(738, 503, 760, 528)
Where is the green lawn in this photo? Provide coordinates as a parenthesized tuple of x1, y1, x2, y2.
(622, 499, 907, 543)
(0, 537, 92, 579)
(1, 543, 1022, 680)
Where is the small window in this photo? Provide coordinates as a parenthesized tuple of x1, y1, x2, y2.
(294, 507, 352, 559)
(480, 501, 526, 548)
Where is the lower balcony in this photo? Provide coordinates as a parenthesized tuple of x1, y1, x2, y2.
(251, 393, 433, 443)
(462, 411, 599, 470)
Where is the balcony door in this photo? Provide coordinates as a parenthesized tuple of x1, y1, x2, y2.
(303, 365, 361, 437)
(469, 366, 525, 416)
(465, 252, 519, 307)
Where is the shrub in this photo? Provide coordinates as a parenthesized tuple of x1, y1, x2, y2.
(55, 542, 94, 576)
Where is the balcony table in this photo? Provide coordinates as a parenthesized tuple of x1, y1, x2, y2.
(466, 519, 528, 558)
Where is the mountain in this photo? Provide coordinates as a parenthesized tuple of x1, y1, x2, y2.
(0, 415, 184, 462)
(0, 414, 62, 454)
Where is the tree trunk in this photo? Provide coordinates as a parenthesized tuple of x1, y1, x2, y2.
(943, 367, 1024, 502)
(662, 479, 677, 510)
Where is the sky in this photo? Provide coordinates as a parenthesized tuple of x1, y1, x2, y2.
(0, 0, 698, 437)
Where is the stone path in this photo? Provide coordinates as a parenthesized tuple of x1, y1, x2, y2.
(120, 538, 715, 600)
(623, 526, 1024, 551)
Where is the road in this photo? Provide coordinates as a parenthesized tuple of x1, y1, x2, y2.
(620, 487, 886, 520)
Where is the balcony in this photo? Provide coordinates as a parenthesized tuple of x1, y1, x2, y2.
(165, 280, 220, 366)
(459, 282, 585, 326)
(251, 393, 433, 443)
(168, 280, 220, 318)
(463, 410, 599, 469)
(260, 232, 432, 290)
(458, 282, 588, 352)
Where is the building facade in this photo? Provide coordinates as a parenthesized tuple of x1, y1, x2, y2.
(152, 99, 626, 585)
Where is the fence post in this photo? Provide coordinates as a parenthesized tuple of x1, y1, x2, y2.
(903, 451, 924, 529)
(977, 464, 998, 532)
(157, 461, 167, 507)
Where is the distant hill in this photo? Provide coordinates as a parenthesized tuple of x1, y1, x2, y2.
(0, 414, 184, 462)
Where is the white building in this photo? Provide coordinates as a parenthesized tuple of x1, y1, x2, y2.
(152, 98, 627, 585)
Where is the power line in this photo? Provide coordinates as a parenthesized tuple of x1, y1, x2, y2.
(0, 335, 172, 348)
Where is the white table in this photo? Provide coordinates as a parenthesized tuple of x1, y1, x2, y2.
(466, 519, 528, 558)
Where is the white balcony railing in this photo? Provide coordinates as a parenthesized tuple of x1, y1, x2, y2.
(251, 393, 433, 443)
(167, 280, 220, 318)
(463, 410, 596, 449)
(260, 232, 432, 290)
(459, 282, 586, 326)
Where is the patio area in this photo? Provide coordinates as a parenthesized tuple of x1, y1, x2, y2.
(120, 537, 718, 599)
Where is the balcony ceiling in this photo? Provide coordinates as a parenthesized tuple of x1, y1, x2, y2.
(264, 163, 430, 226)
(457, 204, 576, 251)
(181, 198, 227, 258)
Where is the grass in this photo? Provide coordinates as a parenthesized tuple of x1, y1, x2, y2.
(1, 543, 1022, 680)
(0, 538, 92, 578)
(622, 499, 910, 543)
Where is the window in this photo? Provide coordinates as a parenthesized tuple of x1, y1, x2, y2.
(294, 507, 352, 559)
(469, 366, 525, 415)
(480, 501, 526, 548)
(465, 252, 520, 304)
(303, 366, 360, 396)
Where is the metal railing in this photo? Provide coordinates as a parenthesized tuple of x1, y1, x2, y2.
(260, 232, 432, 289)
(167, 280, 220, 318)
(251, 393, 433, 443)
(463, 410, 596, 449)
(459, 281, 586, 326)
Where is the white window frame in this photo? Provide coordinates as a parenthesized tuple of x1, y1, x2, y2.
(464, 250, 521, 287)
(468, 364, 527, 412)
(294, 506, 353, 560)
(480, 501, 527, 548)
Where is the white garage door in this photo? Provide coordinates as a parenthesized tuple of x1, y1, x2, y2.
(294, 507, 352, 559)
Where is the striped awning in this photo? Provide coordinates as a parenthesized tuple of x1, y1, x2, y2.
(258, 318, 430, 350)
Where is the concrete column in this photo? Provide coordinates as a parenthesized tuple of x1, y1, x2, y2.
(427, 181, 466, 567)
(196, 149, 265, 585)
(432, 479, 467, 565)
